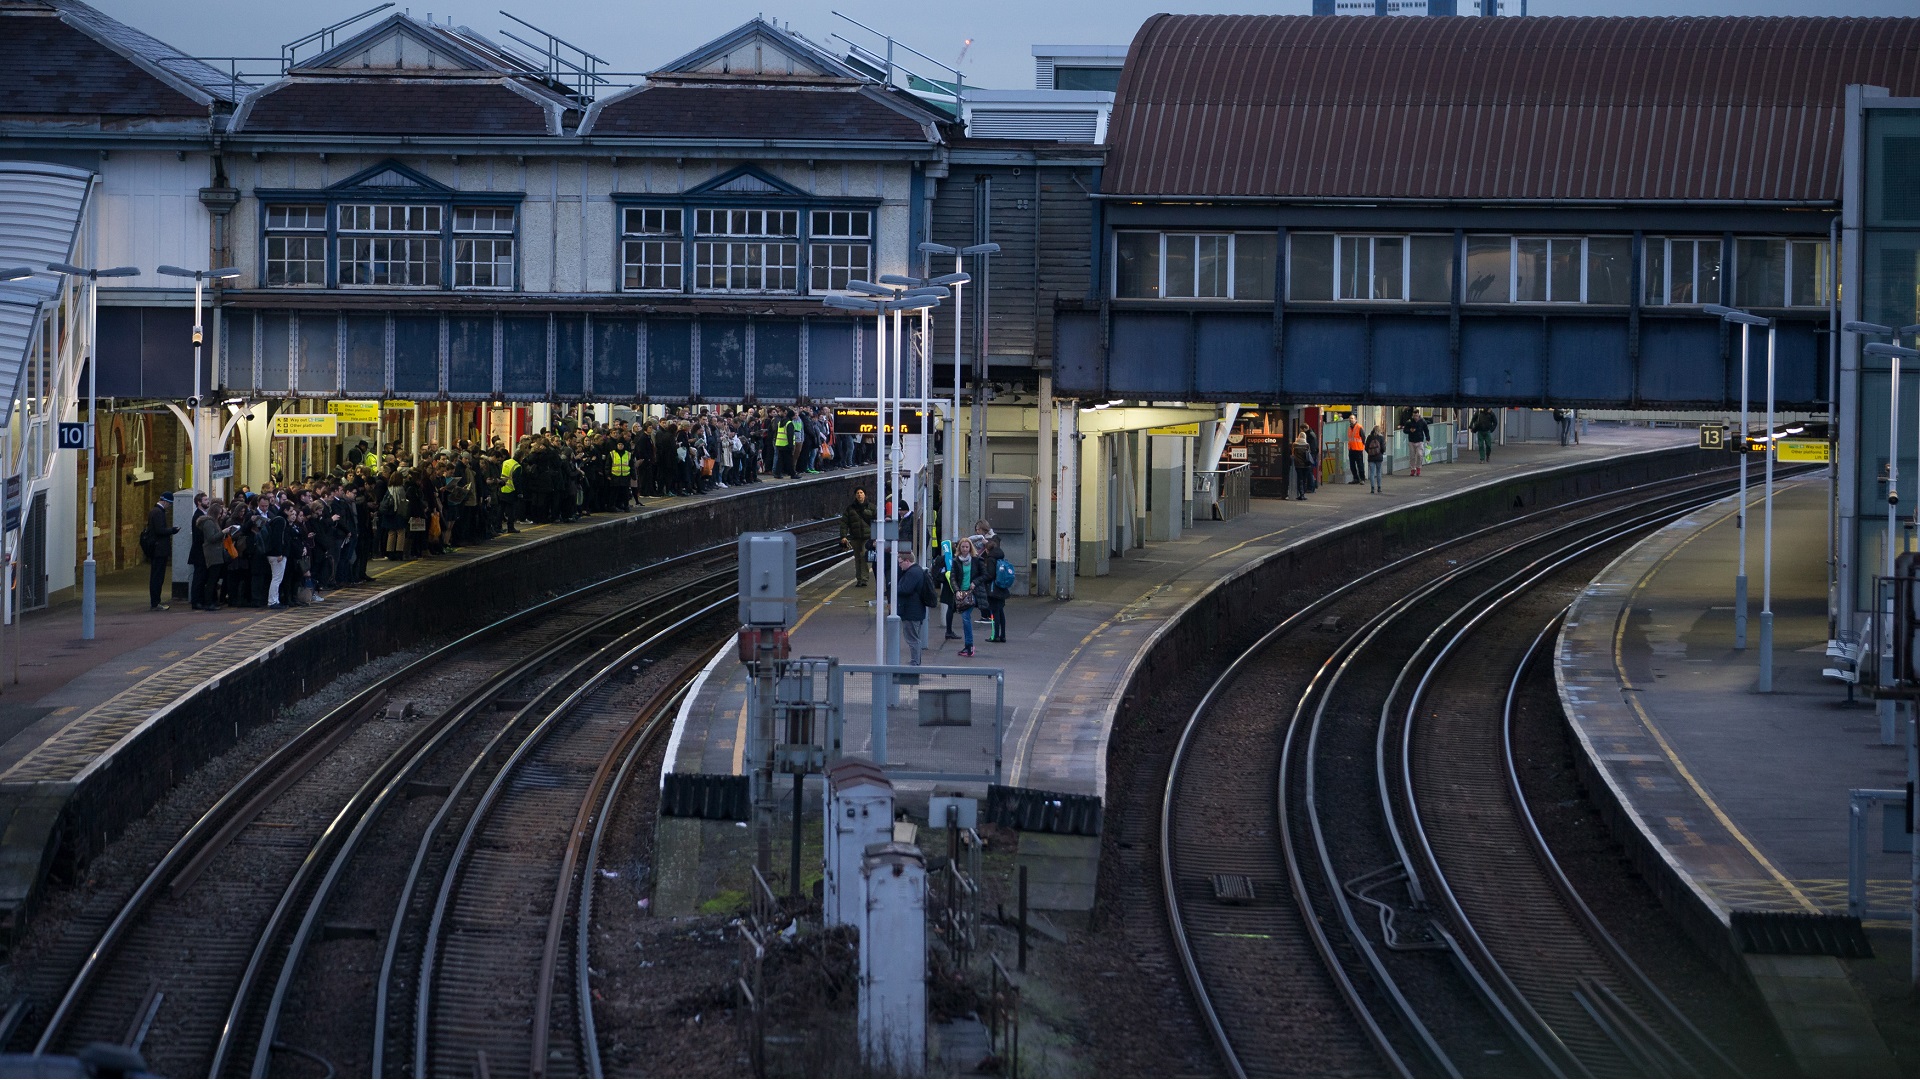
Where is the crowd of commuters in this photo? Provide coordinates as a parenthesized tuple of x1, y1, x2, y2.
(138, 404, 877, 613)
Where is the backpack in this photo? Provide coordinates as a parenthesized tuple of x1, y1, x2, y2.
(994, 559, 1015, 590)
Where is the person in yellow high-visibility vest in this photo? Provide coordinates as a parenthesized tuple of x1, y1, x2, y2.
(608, 441, 634, 512)
(499, 452, 522, 533)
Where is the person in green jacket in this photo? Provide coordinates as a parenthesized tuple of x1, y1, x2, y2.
(840, 487, 875, 586)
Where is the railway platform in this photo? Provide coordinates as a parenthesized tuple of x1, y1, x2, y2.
(0, 470, 858, 938)
(657, 424, 1700, 914)
(1558, 475, 1910, 1072)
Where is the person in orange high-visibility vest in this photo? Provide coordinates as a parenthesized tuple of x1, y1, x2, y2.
(1346, 422, 1366, 484)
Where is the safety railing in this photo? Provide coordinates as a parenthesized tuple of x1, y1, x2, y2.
(986, 954, 1021, 1076)
(1194, 464, 1251, 521)
(1847, 788, 1909, 920)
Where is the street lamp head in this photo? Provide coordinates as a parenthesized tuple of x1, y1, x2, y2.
(1903, 324, 1920, 338)
(1865, 343, 1920, 360)
(845, 280, 892, 297)
(156, 265, 195, 278)
(901, 285, 949, 299)
(928, 272, 971, 286)
(1703, 303, 1769, 326)
(878, 274, 921, 286)
(1845, 320, 1895, 337)
(211, 266, 241, 280)
(919, 242, 958, 256)
(97, 266, 141, 278)
(960, 243, 1001, 256)
(822, 295, 881, 312)
(46, 261, 86, 277)
(0, 266, 32, 282)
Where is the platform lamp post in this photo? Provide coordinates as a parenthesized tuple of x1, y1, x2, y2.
(920, 242, 999, 536)
(48, 261, 140, 641)
(880, 272, 963, 554)
(156, 265, 240, 498)
(825, 289, 893, 666)
(1707, 304, 1769, 651)
(0, 268, 30, 674)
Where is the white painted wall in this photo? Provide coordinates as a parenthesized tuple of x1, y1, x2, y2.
(95, 152, 210, 287)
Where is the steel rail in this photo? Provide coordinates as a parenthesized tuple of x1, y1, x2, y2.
(409, 547, 847, 1077)
(238, 538, 840, 1078)
(30, 522, 829, 1060)
(1160, 464, 1759, 1077)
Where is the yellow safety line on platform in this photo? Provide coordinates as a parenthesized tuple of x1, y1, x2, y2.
(733, 574, 858, 776)
(1011, 613, 1128, 789)
(1611, 484, 1818, 915)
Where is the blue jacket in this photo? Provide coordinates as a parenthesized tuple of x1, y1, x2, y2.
(895, 564, 935, 620)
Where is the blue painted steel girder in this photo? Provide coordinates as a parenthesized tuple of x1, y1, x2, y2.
(1052, 307, 1827, 409)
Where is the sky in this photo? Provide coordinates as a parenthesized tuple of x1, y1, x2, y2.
(90, 0, 1918, 91)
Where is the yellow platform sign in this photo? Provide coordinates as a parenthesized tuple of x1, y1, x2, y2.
(273, 413, 338, 437)
(326, 401, 380, 423)
(1148, 423, 1201, 437)
(1774, 439, 1830, 463)
(383, 400, 418, 410)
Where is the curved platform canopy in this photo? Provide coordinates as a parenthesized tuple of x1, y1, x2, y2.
(0, 161, 92, 429)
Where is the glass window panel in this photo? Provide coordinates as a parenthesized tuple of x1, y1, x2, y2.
(340, 237, 441, 287)
(265, 235, 325, 286)
(1409, 235, 1452, 302)
(1288, 233, 1334, 301)
(1645, 241, 1667, 305)
(454, 238, 514, 288)
(454, 207, 515, 233)
(1735, 238, 1787, 308)
(1668, 240, 1696, 304)
(1338, 236, 1369, 300)
(1697, 239, 1723, 306)
(1372, 237, 1404, 300)
(1233, 233, 1276, 301)
(1865, 233, 1920, 329)
(1790, 240, 1831, 308)
(1465, 236, 1510, 303)
(266, 205, 325, 230)
(1194, 235, 1229, 298)
(1549, 239, 1581, 303)
(623, 239, 682, 291)
(1583, 237, 1632, 305)
(1115, 232, 1160, 298)
(1515, 237, 1549, 302)
(1165, 235, 1197, 298)
(809, 242, 870, 292)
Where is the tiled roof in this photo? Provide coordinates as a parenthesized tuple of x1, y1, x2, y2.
(0, 6, 228, 116)
(1105, 14, 1920, 203)
(583, 85, 934, 142)
(234, 80, 560, 136)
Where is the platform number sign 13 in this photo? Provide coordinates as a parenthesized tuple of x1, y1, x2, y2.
(57, 421, 89, 451)
(1698, 425, 1725, 451)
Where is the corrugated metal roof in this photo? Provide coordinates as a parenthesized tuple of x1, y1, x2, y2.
(1105, 14, 1920, 202)
(581, 85, 935, 142)
(0, 161, 90, 428)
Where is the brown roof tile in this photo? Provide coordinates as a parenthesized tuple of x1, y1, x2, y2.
(588, 85, 929, 141)
(1106, 14, 1920, 202)
(0, 12, 208, 116)
(239, 80, 554, 136)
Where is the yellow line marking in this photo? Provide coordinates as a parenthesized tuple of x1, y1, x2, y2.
(125, 666, 150, 676)
(730, 699, 750, 776)
(1610, 484, 1818, 914)
(195, 633, 218, 641)
(160, 650, 181, 659)
(49, 707, 73, 717)
(1203, 523, 1303, 562)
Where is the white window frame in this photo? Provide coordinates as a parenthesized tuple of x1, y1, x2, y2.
(1733, 237, 1833, 308)
(451, 206, 515, 290)
(808, 209, 873, 293)
(1511, 236, 1591, 304)
(1110, 231, 1274, 301)
(621, 207, 685, 293)
(1334, 235, 1407, 301)
(263, 204, 327, 287)
(1645, 237, 1724, 307)
(337, 202, 443, 289)
(693, 209, 800, 294)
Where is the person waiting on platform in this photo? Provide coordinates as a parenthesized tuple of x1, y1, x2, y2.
(1346, 423, 1366, 484)
(1366, 425, 1388, 494)
(983, 536, 1013, 644)
(1291, 428, 1314, 501)
(1400, 408, 1430, 476)
(951, 537, 986, 657)
(893, 548, 937, 666)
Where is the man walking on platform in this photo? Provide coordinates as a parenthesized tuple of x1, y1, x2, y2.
(1470, 408, 1499, 463)
(841, 487, 875, 587)
(1346, 423, 1366, 484)
(893, 548, 936, 666)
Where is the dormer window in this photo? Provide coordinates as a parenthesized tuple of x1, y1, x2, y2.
(257, 159, 522, 291)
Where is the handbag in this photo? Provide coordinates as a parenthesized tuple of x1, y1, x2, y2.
(819, 444, 834, 462)
(427, 513, 441, 543)
(408, 516, 427, 532)
(954, 590, 975, 611)
(222, 534, 238, 559)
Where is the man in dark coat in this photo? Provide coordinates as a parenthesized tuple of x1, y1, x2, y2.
(840, 487, 876, 586)
(143, 492, 177, 611)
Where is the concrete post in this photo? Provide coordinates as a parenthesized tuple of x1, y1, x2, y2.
(859, 842, 926, 1075)
(1036, 375, 1053, 594)
(1055, 404, 1077, 598)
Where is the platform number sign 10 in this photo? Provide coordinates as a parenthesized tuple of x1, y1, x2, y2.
(57, 421, 89, 451)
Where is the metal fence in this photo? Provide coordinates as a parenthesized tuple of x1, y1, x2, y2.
(1194, 464, 1251, 521)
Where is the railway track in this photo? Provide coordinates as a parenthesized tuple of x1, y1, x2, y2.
(21, 526, 842, 1078)
(1161, 470, 1783, 1077)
